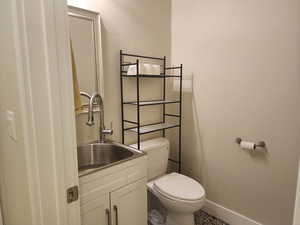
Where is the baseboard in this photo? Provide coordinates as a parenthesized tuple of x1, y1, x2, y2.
(203, 200, 263, 225)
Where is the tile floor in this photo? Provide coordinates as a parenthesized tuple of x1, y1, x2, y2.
(148, 210, 229, 225)
(195, 210, 229, 225)
(148, 191, 229, 225)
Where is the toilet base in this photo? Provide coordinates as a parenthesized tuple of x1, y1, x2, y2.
(166, 211, 195, 225)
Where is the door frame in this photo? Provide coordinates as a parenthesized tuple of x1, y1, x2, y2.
(2, 0, 81, 224)
(294, 160, 300, 225)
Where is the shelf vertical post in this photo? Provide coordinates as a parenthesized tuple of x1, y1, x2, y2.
(136, 59, 141, 149)
(120, 50, 125, 144)
(162, 56, 166, 137)
(178, 64, 183, 173)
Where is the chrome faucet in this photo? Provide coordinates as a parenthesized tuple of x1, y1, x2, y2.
(86, 93, 113, 143)
(80, 91, 91, 100)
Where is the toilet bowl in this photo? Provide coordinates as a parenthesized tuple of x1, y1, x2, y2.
(148, 173, 205, 225)
(133, 137, 206, 225)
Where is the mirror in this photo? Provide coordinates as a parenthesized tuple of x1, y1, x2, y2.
(68, 6, 104, 106)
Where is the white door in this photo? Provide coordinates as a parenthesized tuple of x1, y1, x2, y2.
(294, 161, 300, 225)
(110, 179, 147, 225)
(0, 0, 81, 225)
(81, 194, 110, 225)
(0, 204, 2, 225)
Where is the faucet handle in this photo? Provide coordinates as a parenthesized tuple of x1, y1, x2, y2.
(102, 122, 113, 135)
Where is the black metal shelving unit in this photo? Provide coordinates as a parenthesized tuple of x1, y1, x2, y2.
(120, 50, 183, 173)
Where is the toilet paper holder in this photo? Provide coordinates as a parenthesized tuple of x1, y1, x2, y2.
(235, 137, 266, 149)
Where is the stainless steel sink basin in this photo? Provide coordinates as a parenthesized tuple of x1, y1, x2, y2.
(77, 142, 143, 174)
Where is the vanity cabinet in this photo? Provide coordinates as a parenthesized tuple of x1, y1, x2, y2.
(80, 193, 110, 225)
(79, 156, 147, 225)
(110, 179, 147, 225)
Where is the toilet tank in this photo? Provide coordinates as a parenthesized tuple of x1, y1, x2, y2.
(132, 137, 169, 181)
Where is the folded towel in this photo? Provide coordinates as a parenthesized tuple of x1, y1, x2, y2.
(70, 40, 82, 111)
(127, 63, 161, 75)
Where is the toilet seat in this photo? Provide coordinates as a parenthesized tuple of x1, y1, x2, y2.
(153, 173, 205, 201)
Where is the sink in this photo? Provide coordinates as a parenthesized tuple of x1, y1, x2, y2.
(77, 142, 143, 172)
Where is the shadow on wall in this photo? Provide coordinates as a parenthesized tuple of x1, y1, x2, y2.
(181, 74, 272, 202)
(182, 77, 271, 185)
(247, 145, 270, 163)
(181, 76, 205, 183)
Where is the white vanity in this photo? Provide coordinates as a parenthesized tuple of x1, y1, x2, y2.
(79, 152, 147, 225)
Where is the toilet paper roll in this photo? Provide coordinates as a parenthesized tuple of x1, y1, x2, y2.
(127, 65, 137, 75)
(240, 141, 256, 150)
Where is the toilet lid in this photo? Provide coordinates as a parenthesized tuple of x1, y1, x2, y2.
(153, 173, 205, 201)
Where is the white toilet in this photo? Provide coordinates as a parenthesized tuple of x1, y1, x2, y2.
(136, 137, 206, 225)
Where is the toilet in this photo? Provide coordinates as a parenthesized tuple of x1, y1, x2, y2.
(135, 137, 205, 225)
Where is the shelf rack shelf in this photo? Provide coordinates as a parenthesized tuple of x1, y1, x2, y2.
(126, 122, 180, 134)
(120, 50, 183, 172)
(121, 74, 181, 78)
(123, 100, 180, 106)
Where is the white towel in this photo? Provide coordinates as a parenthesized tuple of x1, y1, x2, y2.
(127, 63, 161, 75)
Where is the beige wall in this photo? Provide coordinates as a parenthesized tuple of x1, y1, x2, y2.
(68, 0, 171, 144)
(171, 0, 300, 225)
(0, 1, 33, 225)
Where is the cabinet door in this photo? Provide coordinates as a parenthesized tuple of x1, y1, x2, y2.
(110, 178, 147, 225)
(81, 193, 110, 225)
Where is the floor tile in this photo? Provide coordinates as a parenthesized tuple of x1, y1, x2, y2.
(195, 210, 230, 225)
(148, 209, 230, 225)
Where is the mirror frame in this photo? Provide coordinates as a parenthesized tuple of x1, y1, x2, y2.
(68, 5, 104, 101)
